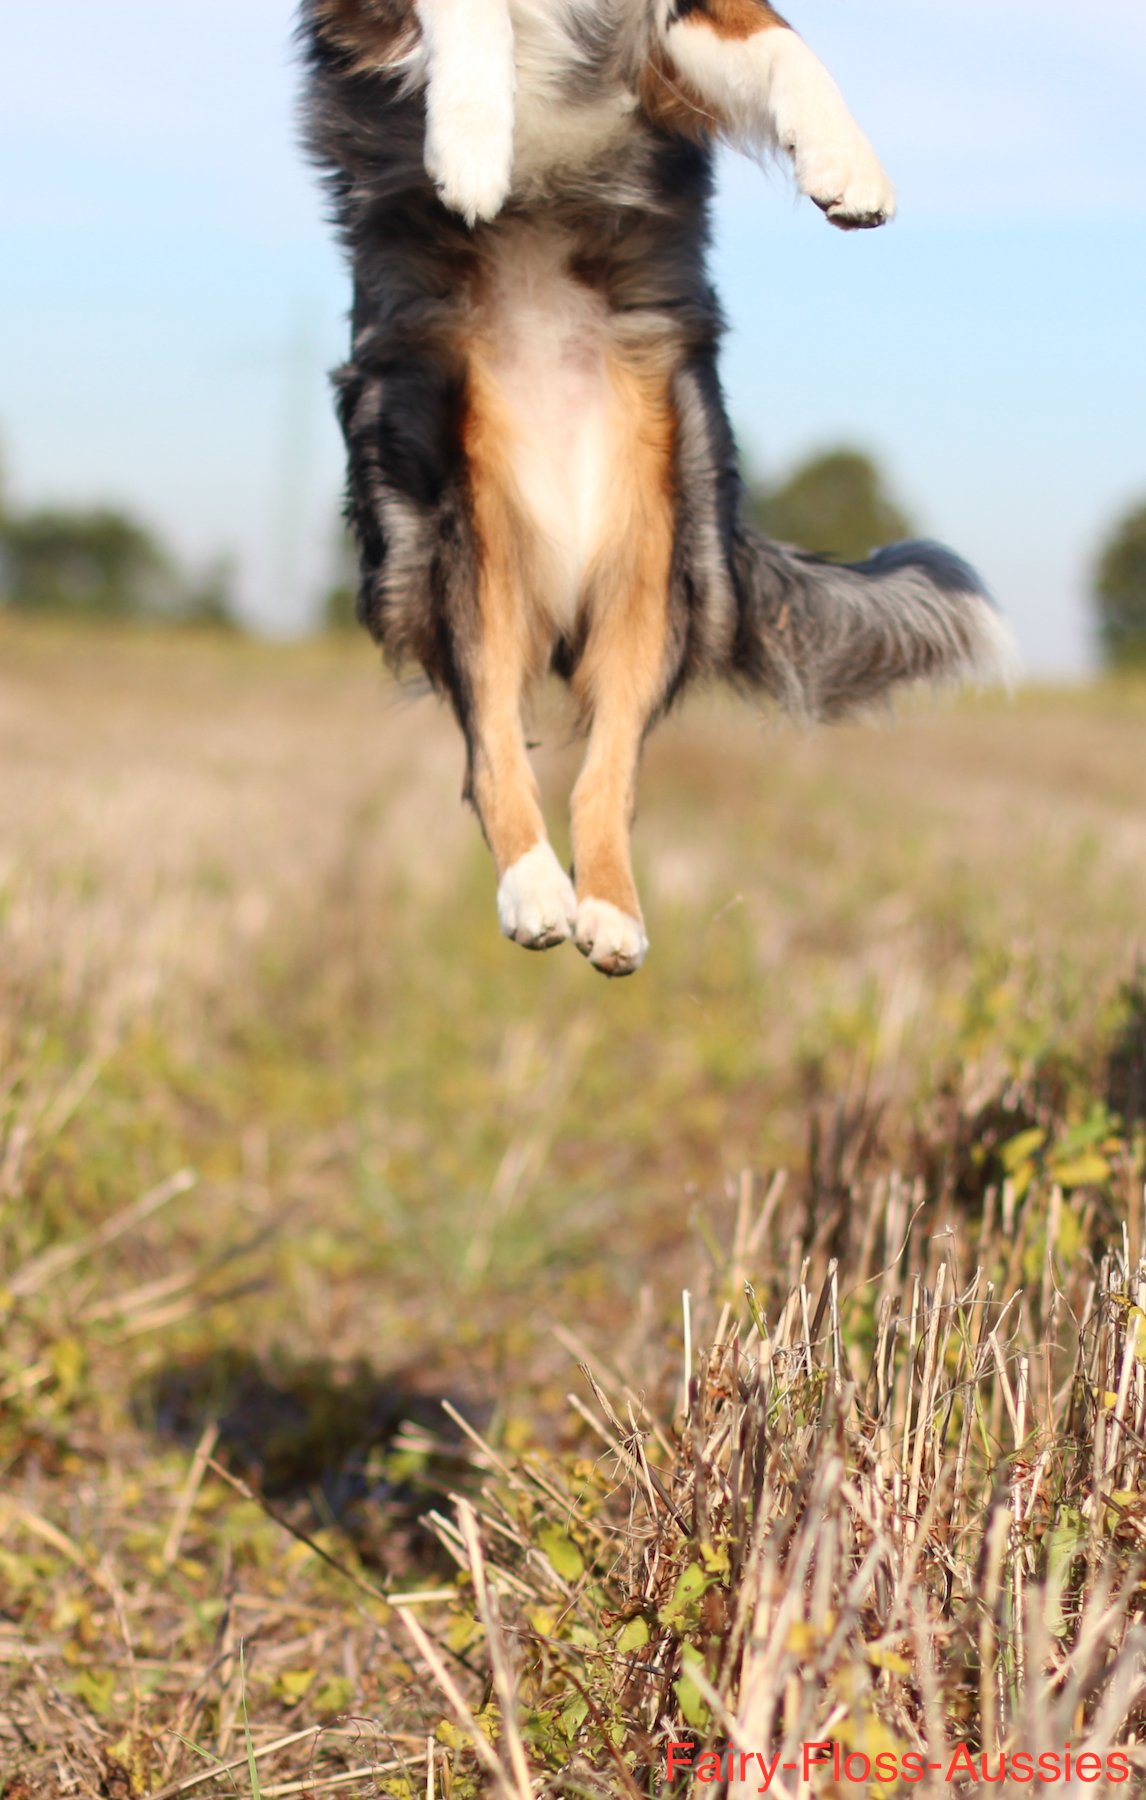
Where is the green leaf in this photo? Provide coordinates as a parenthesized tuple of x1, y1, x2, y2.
(538, 1525, 584, 1582)
(658, 1562, 712, 1630)
(616, 1616, 650, 1653)
(474, 1703, 501, 1742)
(699, 1541, 730, 1576)
(523, 1707, 563, 1759)
(744, 1281, 769, 1339)
(1045, 1509, 1087, 1638)
(1049, 1152, 1109, 1188)
(1056, 1105, 1114, 1155)
(1046, 1517, 1085, 1572)
(276, 1667, 317, 1704)
(1056, 1206, 1083, 1264)
(68, 1667, 116, 1716)
(50, 1336, 86, 1404)
(446, 1611, 482, 1653)
(1010, 1161, 1036, 1202)
(1001, 1127, 1045, 1172)
(675, 1649, 711, 1731)
(313, 1677, 354, 1717)
(559, 1695, 589, 1740)
(866, 1645, 911, 1674)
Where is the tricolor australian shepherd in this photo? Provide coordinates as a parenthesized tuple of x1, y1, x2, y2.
(301, 0, 1011, 975)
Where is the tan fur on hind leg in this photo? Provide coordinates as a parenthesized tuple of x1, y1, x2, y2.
(568, 351, 676, 977)
(462, 352, 576, 950)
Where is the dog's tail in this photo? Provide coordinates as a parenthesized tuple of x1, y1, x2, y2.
(726, 530, 1017, 722)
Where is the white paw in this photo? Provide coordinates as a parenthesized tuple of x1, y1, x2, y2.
(769, 32, 896, 229)
(497, 844, 577, 951)
(799, 131, 897, 229)
(424, 106, 514, 224)
(574, 897, 648, 978)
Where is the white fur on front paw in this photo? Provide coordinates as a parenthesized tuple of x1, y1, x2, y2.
(660, 20, 895, 229)
(497, 844, 577, 950)
(417, 0, 516, 223)
(799, 132, 896, 229)
(574, 897, 648, 978)
(424, 101, 515, 224)
(769, 33, 896, 228)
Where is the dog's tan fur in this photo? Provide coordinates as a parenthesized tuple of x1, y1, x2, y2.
(682, 0, 789, 42)
(637, 44, 714, 141)
(567, 349, 676, 925)
(460, 347, 551, 880)
(639, 4, 797, 145)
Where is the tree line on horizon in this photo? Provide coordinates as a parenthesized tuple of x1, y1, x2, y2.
(4, 445, 1146, 666)
(1093, 498, 1146, 669)
(0, 457, 236, 628)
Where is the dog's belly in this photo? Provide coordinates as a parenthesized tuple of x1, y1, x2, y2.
(479, 229, 615, 635)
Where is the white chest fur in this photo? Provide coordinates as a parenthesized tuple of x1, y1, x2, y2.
(509, 0, 638, 189)
(478, 226, 615, 634)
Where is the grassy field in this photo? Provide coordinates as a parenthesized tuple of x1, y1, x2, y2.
(3, 615, 1146, 1796)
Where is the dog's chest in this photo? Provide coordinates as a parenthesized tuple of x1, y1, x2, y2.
(509, 0, 644, 185)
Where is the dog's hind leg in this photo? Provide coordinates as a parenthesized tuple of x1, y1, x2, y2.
(567, 354, 677, 978)
(462, 356, 577, 952)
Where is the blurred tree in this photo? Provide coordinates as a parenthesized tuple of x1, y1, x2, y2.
(321, 518, 359, 631)
(323, 578, 357, 632)
(1093, 499, 1146, 669)
(182, 556, 241, 630)
(0, 507, 180, 617)
(747, 448, 912, 563)
(0, 502, 241, 627)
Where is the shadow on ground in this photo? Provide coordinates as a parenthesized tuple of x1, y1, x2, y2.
(135, 1348, 482, 1577)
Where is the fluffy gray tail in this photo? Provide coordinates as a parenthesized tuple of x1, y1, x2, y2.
(728, 531, 1017, 723)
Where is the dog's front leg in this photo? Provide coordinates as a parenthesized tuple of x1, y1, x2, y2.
(415, 0, 516, 224)
(655, 1, 896, 229)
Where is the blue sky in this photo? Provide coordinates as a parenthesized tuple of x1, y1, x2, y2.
(0, 1, 1143, 667)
